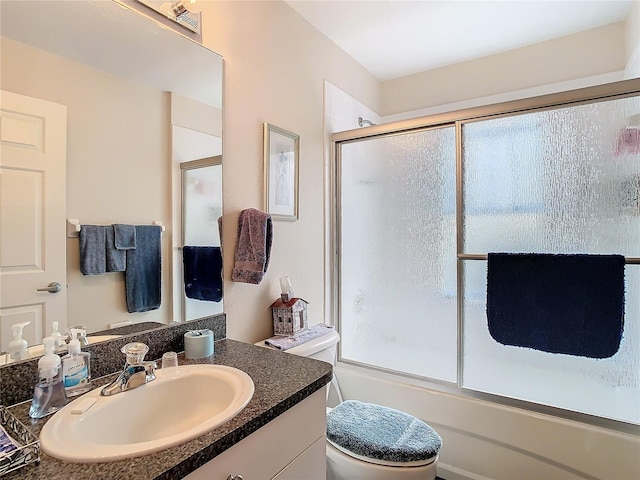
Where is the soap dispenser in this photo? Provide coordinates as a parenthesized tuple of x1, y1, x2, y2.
(7, 321, 30, 361)
(29, 337, 68, 419)
(61, 328, 91, 396)
(51, 321, 64, 350)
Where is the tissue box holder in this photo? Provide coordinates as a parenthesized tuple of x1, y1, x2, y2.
(0, 406, 40, 476)
(270, 297, 309, 336)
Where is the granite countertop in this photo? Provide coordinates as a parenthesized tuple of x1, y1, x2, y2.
(4, 339, 332, 480)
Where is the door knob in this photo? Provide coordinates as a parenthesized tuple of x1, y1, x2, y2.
(37, 282, 62, 294)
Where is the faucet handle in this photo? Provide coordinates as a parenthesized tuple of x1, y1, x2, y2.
(121, 342, 149, 364)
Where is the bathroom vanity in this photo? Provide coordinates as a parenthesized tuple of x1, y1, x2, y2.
(3, 339, 332, 480)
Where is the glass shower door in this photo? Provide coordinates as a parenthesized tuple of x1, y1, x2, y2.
(338, 126, 457, 382)
(461, 96, 640, 423)
(182, 158, 223, 320)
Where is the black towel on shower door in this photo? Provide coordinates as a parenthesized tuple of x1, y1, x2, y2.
(183, 246, 223, 302)
(486, 253, 625, 359)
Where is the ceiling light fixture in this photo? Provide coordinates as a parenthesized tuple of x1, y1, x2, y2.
(136, 0, 202, 34)
(171, 0, 201, 20)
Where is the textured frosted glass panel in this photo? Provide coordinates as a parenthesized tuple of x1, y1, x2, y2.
(183, 165, 222, 247)
(461, 96, 640, 424)
(183, 164, 223, 320)
(339, 127, 456, 382)
(462, 260, 640, 423)
(463, 96, 640, 256)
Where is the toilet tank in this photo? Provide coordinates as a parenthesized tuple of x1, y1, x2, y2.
(285, 329, 340, 365)
(255, 328, 340, 365)
(255, 327, 342, 406)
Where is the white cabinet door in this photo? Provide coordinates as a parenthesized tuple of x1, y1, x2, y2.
(184, 389, 326, 480)
(0, 90, 67, 352)
(272, 435, 326, 480)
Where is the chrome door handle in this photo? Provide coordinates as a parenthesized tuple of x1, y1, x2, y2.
(37, 282, 62, 294)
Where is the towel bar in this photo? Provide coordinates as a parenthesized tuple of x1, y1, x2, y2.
(457, 253, 640, 265)
(67, 219, 165, 238)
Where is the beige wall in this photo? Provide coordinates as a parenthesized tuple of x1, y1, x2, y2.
(1, 38, 173, 333)
(381, 22, 627, 116)
(199, 1, 380, 342)
(625, 0, 640, 78)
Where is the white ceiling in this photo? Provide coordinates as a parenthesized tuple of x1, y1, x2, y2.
(286, 0, 636, 81)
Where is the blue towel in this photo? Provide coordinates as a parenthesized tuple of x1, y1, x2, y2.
(113, 224, 136, 250)
(125, 225, 162, 313)
(486, 253, 625, 359)
(182, 246, 223, 302)
(79, 225, 126, 274)
(105, 226, 126, 272)
(79, 225, 106, 275)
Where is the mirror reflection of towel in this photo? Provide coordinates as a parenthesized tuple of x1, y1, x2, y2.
(487, 253, 625, 359)
(125, 225, 162, 313)
(79, 225, 125, 274)
(113, 224, 136, 250)
(79, 225, 106, 275)
(183, 246, 223, 302)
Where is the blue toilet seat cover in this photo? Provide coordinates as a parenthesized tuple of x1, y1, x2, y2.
(326, 400, 442, 463)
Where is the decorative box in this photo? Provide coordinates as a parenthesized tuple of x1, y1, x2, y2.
(270, 296, 309, 336)
(0, 406, 40, 477)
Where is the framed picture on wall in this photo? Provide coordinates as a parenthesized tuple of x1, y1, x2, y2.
(264, 123, 299, 221)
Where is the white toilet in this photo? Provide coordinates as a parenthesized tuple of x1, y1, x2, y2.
(258, 326, 442, 480)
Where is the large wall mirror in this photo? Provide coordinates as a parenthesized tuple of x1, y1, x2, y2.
(0, 0, 223, 363)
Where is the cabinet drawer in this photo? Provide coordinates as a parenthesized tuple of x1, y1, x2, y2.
(184, 388, 326, 480)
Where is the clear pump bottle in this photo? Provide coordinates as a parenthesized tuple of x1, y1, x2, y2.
(61, 329, 91, 396)
(7, 321, 30, 361)
(51, 321, 64, 351)
(29, 337, 68, 419)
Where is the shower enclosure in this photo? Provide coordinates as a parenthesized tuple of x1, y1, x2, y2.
(331, 79, 640, 426)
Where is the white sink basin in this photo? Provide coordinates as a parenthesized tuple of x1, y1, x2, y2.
(40, 364, 255, 463)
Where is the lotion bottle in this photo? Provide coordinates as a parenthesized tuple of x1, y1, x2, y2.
(29, 337, 67, 419)
(61, 328, 91, 396)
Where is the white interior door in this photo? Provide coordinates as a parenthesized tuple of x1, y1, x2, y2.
(0, 90, 67, 353)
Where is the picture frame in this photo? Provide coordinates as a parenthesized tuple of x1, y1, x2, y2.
(264, 123, 299, 221)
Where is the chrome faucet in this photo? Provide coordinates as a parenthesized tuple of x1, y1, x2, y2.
(101, 342, 157, 396)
